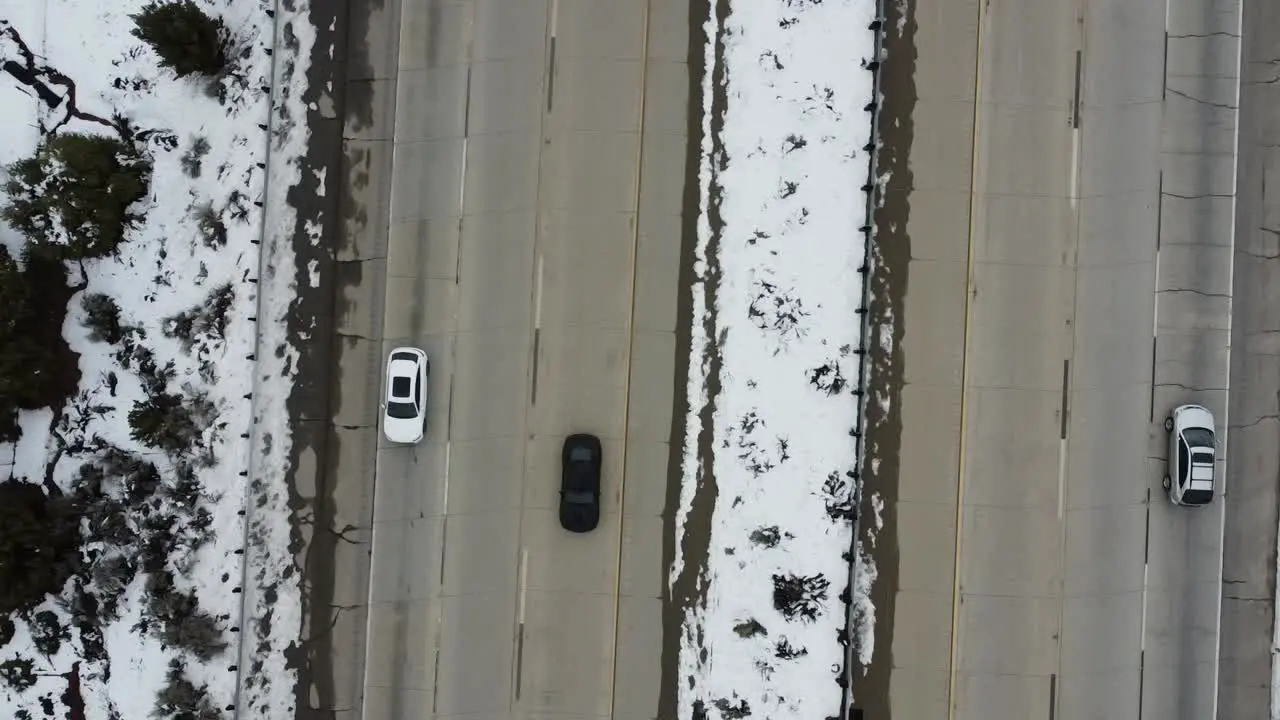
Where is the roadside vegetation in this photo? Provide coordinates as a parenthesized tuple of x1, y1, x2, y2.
(0, 1, 242, 713)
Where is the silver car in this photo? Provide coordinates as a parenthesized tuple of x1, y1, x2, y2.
(1162, 404, 1216, 507)
(382, 347, 429, 444)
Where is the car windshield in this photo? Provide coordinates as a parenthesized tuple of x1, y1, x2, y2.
(565, 490, 594, 505)
(1182, 488, 1214, 506)
(1183, 427, 1214, 449)
(569, 446, 593, 462)
(386, 400, 418, 419)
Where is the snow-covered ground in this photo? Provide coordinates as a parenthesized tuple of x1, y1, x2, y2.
(673, 0, 879, 718)
(0, 0, 311, 717)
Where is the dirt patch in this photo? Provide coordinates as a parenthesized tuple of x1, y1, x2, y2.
(658, 0, 728, 717)
(849, 0, 917, 717)
(279, 0, 368, 714)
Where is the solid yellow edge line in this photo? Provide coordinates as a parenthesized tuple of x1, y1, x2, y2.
(608, 0, 653, 717)
(945, 0, 987, 716)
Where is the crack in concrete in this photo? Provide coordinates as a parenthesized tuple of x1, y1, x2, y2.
(330, 524, 367, 545)
(1153, 382, 1228, 392)
(1165, 87, 1238, 110)
(1239, 248, 1280, 260)
(1161, 191, 1235, 199)
(1230, 414, 1280, 429)
(1159, 288, 1232, 299)
(1169, 32, 1240, 38)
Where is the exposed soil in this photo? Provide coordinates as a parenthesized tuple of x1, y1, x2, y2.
(658, 0, 730, 717)
(280, 0, 364, 713)
(849, 0, 917, 717)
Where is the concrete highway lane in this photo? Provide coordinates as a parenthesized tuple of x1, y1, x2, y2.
(875, 0, 1237, 717)
(351, 1, 691, 719)
(1215, 0, 1280, 715)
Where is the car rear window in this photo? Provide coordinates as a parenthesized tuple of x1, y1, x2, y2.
(386, 401, 417, 419)
(570, 447, 592, 462)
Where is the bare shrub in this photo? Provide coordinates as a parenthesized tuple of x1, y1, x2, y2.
(772, 573, 830, 622)
(194, 202, 227, 248)
(30, 610, 68, 656)
(774, 637, 808, 659)
(821, 471, 858, 523)
(180, 136, 211, 178)
(713, 697, 751, 719)
(0, 656, 36, 691)
(163, 282, 235, 355)
(748, 279, 808, 345)
(809, 360, 848, 396)
(145, 572, 226, 660)
(733, 618, 767, 638)
(153, 658, 221, 720)
(749, 525, 792, 549)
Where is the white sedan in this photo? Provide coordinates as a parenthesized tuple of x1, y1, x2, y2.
(382, 347, 429, 444)
(1162, 404, 1216, 507)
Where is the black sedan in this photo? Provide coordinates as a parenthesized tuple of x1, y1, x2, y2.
(559, 434, 602, 533)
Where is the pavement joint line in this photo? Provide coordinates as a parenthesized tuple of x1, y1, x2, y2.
(608, 1, 654, 717)
(1051, 10, 1089, 715)
(1208, 0, 1246, 711)
(944, 0, 986, 714)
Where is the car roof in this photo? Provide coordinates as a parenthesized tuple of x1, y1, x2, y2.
(388, 358, 418, 378)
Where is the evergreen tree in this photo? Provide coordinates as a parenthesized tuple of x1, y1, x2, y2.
(128, 392, 192, 454)
(0, 615, 14, 648)
(0, 246, 80, 426)
(0, 481, 82, 616)
(2, 133, 152, 260)
(131, 0, 228, 78)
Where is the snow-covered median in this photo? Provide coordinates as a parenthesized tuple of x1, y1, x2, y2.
(0, 0, 312, 717)
(674, 1, 879, 718)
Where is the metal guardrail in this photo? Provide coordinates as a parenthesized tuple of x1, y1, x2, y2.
(231, 0, 285, 714)
(839, 2, 887, 718)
